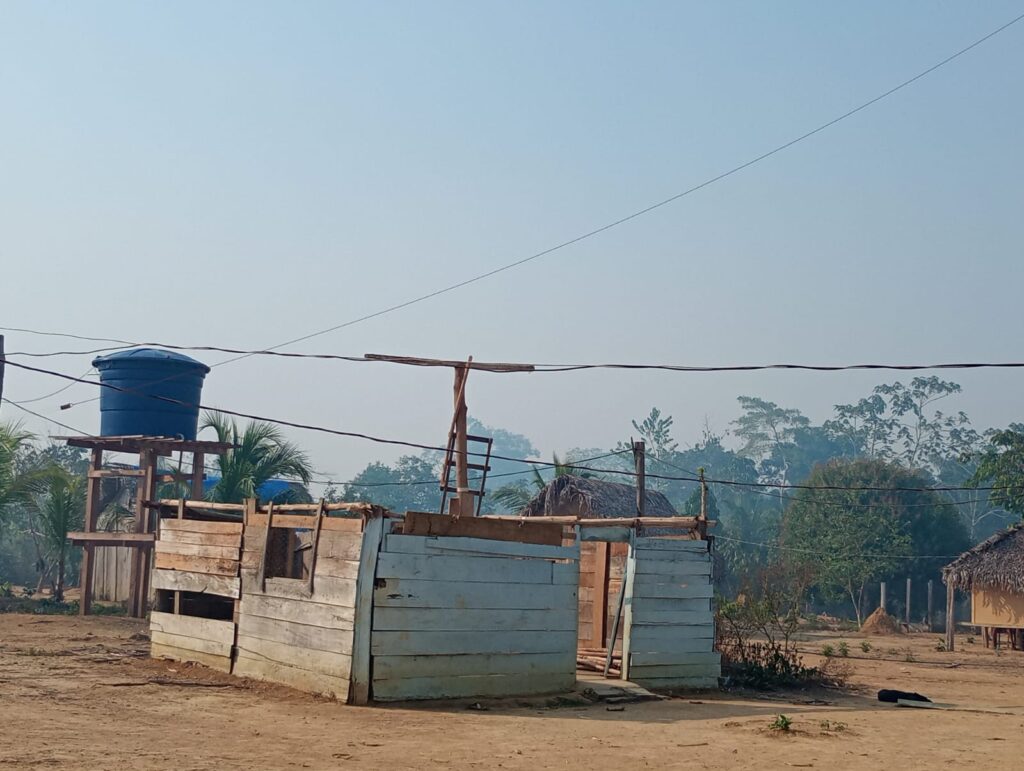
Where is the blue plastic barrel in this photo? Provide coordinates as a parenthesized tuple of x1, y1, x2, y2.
(92, 349, 210, 439)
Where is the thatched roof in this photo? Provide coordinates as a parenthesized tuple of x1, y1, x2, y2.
(943, 525, 1024, 593)
(520, 475, 679, 519)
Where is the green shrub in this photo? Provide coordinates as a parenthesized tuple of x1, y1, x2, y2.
(769, 714, 793, 732)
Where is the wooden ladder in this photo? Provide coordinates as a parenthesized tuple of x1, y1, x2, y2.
(439, 431, 493, 517)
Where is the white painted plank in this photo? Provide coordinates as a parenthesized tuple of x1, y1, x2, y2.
(373, 671, 576, 702)
(150, 630, 232, 658)
(151, 568, 240, 599)
(371, 629, 577, 657)
(235, 634, 352, 678)
(630, 579, 714, 598)
(629, 609, 715, 626)
(383, 534, 578, 561)
(373, 578, 577, 610)
(375, 552, 577, 585)
(630, 650, 721, 667)
(237, 614, 354, 654)
(634, 538, 709, 552)
(633, 560, 712, 577)
(234, 653, 349, 701)
(150, 611, 235, 645)
(240, 594, 355, 629)
(372, 652, 576, 680)
(372, 607, 577, 632)
(349, 513, 384, 706)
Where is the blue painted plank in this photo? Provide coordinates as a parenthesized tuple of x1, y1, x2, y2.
(349, 515, 384, 705)
(371, 629, 577, 656)
(633, 560, 712, 577)
(630, 649, 720, 667)
(629, 608, 714, 626)
(372, 606, 577, 632)
(634, 538, 709, 552)
(375, 552, 577, 585)
(373, 671, 576, 702)
(373, 651, 576, 680)
(374, 578, 577, 610)
(383, 534, 578, 561)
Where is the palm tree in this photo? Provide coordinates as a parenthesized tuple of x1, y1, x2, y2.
(0, 421, 38, 522)
(200, 412, 314, 504)
(490, 453, 595, 512)
(26, 468, 85, 602)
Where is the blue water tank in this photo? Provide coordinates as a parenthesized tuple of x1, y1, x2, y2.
(92, 349, 211, 440)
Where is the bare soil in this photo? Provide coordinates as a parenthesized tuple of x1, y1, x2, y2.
(1, 613, 1022, 770)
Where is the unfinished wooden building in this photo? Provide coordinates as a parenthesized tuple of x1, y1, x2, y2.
(147, 485, 719, 703)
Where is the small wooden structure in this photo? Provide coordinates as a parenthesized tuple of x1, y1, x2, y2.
(521, 475, 718, 689)
(63, 435, 233, 617)
(943, 525, 1024, 650)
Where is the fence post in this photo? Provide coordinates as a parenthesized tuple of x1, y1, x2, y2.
(880, 581, 887, 612)
(945, 582, 955, 652)
(905, 577, 912, 625)
(927, 580, 934, 631)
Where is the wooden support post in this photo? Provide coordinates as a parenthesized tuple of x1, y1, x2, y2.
(632, 441, 646, 519)
(452, 362, 473, 518)
(905, 577, 912, 625)
(880, 581, 887, 613)
(306, 499, 325, 595)
(130, 450, 158, 618)
(350, 514, 385, 705)
(927, 580, 934, 631)
(945, 582, 955, 652)
(0, 335, 5, 406)
(190, 451, 204, 499)
(697, 467, 709, 541)
(79, 448, 103, 616)
(593, 541, 610, 648)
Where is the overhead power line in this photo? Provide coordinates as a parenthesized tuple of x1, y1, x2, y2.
(5, 356, 1024, 497)
(9, 335, 1024, 376)
(715, 534, 958, 560)
(4, 10, 1024, 372)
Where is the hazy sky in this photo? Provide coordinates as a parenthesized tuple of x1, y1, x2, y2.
(2, 2, 1022, 484)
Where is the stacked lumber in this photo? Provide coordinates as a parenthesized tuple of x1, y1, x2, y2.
(152, 519, 243, 598)
(370, 533, 580, 701)
(624, 538, 720, 689)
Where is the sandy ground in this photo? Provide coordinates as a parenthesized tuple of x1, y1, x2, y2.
(1, 614, 1023, 770)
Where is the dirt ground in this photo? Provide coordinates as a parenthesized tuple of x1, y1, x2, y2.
(1, 614, 1023, 770)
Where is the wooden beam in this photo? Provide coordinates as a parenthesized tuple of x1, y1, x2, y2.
(401, 510, 563, 546)
(486, 515, 711, 529)
(633, 440, 645, 518)
(79, 448, 103, 616)
(945, 582, 956, 652)
(593, 541, 610, 648)
(349, 514, 385, 705)
(191, 452, 205, 499)
(363, 353, 534, 373)
(453, 360, 473, 518)
(68, 532, 155, 546)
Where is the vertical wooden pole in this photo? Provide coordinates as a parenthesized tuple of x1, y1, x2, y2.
(0, 335, 5, 406)
(698, 467, 709, 540)
(190, 451, 205, 500)
(349, 514, 385, 705)
(945, 582, 955, 652)
(632, 441, 646, 518)
(880, 581, 887, 613)
(927, 580, 934, 631)
(593, 541, 610, 648)
(79, 448, 103, 615)
(130, 450, 157, 618)
(452, 363, 472, 518)
(905, 578, 912, 625)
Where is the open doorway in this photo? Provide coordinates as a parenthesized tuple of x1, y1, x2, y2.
(577, 539, 630, 679)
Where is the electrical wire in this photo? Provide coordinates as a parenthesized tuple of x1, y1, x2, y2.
(6, 356, 1024, 497)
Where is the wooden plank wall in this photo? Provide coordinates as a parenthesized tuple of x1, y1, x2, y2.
(624, 537, 720, 689)
(370, 533, 580, 701)
(233, 517, 364, 701)
(92, 545, 131, 602)
(149, 519, 243, 672)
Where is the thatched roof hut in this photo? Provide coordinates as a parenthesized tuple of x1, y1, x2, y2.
(943, 525, 1024, 592)
(520, 475, 679, 519)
